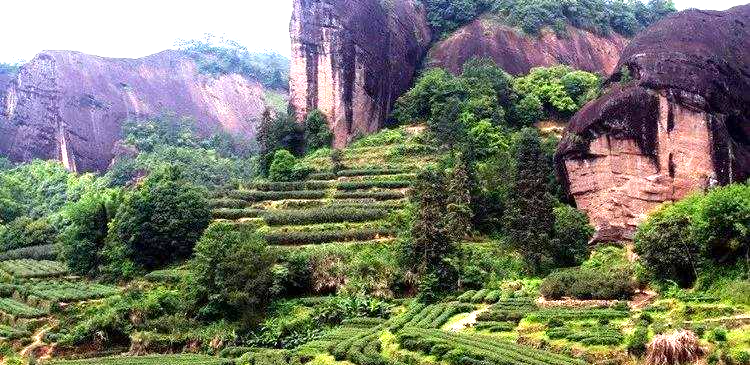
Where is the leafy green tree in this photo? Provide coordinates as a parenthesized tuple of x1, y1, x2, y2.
(422, 0, 490, 37)
(190, 222, 275, 324)
(551, 205, 594, 267)
(634, 195, 703, 287)
(121, 113, 199, 153)
(104, 168, 210, 276)
(445, 154, 474, 241)
(503, 128, 556, 274)
(257, 109, 304, 175)
(514, 66, 600, 118)
(429, 97, 467, 150)
(403, 167, 456, 291)
(693, 183, 750, 267)
(59, 190, 122, 276)
(304, 109, 333, 151)
(269, 149, 298, 182)
(515, 95, 545, 126)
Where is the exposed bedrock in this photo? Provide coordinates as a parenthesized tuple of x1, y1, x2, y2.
(0, 50, 269, 172)
(289, 0, 432, 148)
(555, 5, 750, 242)
(428, 17, 628, 76)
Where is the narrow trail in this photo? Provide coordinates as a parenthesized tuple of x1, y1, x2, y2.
(447, 306, 490, 332)
(20, 324, 52, 360)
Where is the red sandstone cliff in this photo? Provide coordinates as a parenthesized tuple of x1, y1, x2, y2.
(0, 50, 269, 172)
(428, 17, 627, 76)
(289, 0, 432, 148)
(555, 5, 750, 242)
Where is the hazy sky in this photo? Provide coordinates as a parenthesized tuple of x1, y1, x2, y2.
(0, 0, 746, 63)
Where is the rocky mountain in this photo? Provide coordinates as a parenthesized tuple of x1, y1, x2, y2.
(556, 5, 750, 242)
(0, 50, 269, 172)
(289, 0, 432, 148)
(289, 1, 630, 146)
(427, 17, 627, 76)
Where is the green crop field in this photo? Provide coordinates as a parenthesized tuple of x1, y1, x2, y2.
(47, 354, 231, 364)
(0, 259, 69, 278)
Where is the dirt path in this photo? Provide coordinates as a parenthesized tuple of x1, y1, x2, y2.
(447, 306, 490, 332)
(20, 324, 52, 360)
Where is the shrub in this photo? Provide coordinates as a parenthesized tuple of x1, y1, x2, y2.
(334, 191, 405, 201)
(634, 195, 702, 287)
(336, 180, 412, 191)
(264, 228, 395, 246)
(645, 331, 705, 365)
(209, 198, 248, 209)
(228, 190, 328, 202)
(190, 222, 275, 323)
(211, 208, 263, 220)
(270, 150, 299, 182)
(0, 244, 57, 261)
(540, 267, 636, 300)
(261, 207, 388, 226)
(628, 326, 650, 356)
(0, 217, 57, 252)
(253, 181, 332, 191)
(104, 168, 210, 276)
(551, 205, 593, 267)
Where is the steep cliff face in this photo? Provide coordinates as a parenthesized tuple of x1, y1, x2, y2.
(555, 5, 750, 242)
(0, 50, 268, 172)
(289, 0, 432, 148)
(428, 17, 627, 76)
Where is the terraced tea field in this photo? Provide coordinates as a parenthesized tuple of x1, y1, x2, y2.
(47, 354, 231, 364)
(210, 126, 434, 248)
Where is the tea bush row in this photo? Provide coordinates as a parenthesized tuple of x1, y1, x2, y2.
(263, 228, 395, 246)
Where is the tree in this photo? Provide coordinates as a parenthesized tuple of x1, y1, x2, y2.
(269, 149, 298, 182)
(403, 167, 457, 294)
(445, 154, 474, 241)
(190, 222, 275, 324)
(105, 167, 210, 276)
(59, 190, 121, 276)
(634, 196, 702, 287)
(304, 109, 333, 151)
(503, 128, 556, 274)
(429, 97, 467, 150)
(551, 205, 594, 268)
(256, 109, 304, 175)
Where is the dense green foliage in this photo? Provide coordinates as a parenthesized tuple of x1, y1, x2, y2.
(104, 168, 210, 276)
(635, 183, 750, 287)
(176, 34, 290, 90)
(394, 60, 601, 139)
(422, 0, 677, 38)
(304, 110, 334, 151)
(191, 222, 275, 324)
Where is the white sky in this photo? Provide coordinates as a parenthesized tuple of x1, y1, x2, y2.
(0, 0, 746, 64)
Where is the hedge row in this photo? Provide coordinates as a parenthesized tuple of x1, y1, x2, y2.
(334, 191, 404, 201)
(403, 302, 475, 329)
(208, 198, 249, 209)
(546, 326, 624, 346)
(228, 190, 328, 202)
(337, 168, 407, 177)
(261, 207, 388, 226)
(263, 228, 395, 246)
(0, 244, 57, 261)
(251, 181, 332, 191)
(474, 321, 516, 332)
(336, 180, 411, 191)
(525, 308, 630, 322)
(330, 326, 402, 365)
(211, 208, 264, 220)
(341, 317, 387, 328)
(398, 328, 586, 365)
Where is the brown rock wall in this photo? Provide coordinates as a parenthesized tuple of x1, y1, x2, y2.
(0, 50, 268, 172)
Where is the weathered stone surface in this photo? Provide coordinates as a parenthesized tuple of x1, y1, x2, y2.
(289, 0, 432, 148)
(0, 50, 269, 172)
(556, 5, 750, 242)
(428, 17, 627, 76)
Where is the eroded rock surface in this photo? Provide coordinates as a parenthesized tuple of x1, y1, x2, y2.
(289, 0, 432, 147)
(556, 5, 750, 242)
(428, 17, 627, 76)
(0, 50, 268, 172)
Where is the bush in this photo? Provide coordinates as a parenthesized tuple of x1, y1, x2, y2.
(0, 217, 57, 252)
(551, 205, 593, 267)
(264, 228, 395, 246)
(228, 190, 328, 202)
(336, 180, 412, 191)
(628, 326, 650, 356)
(212, 208, 263, 220)
(104, 168, 210, 276)
(540, 267, 635, 300)
(304, 110, 333, 151)
(270, 150, 299, 182)
(190, 222, 275, 323)
(261, 207, 389, 226)
(334, 191, 405, 201)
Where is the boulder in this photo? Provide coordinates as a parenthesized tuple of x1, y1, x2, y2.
(555, 5, 750, 242)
